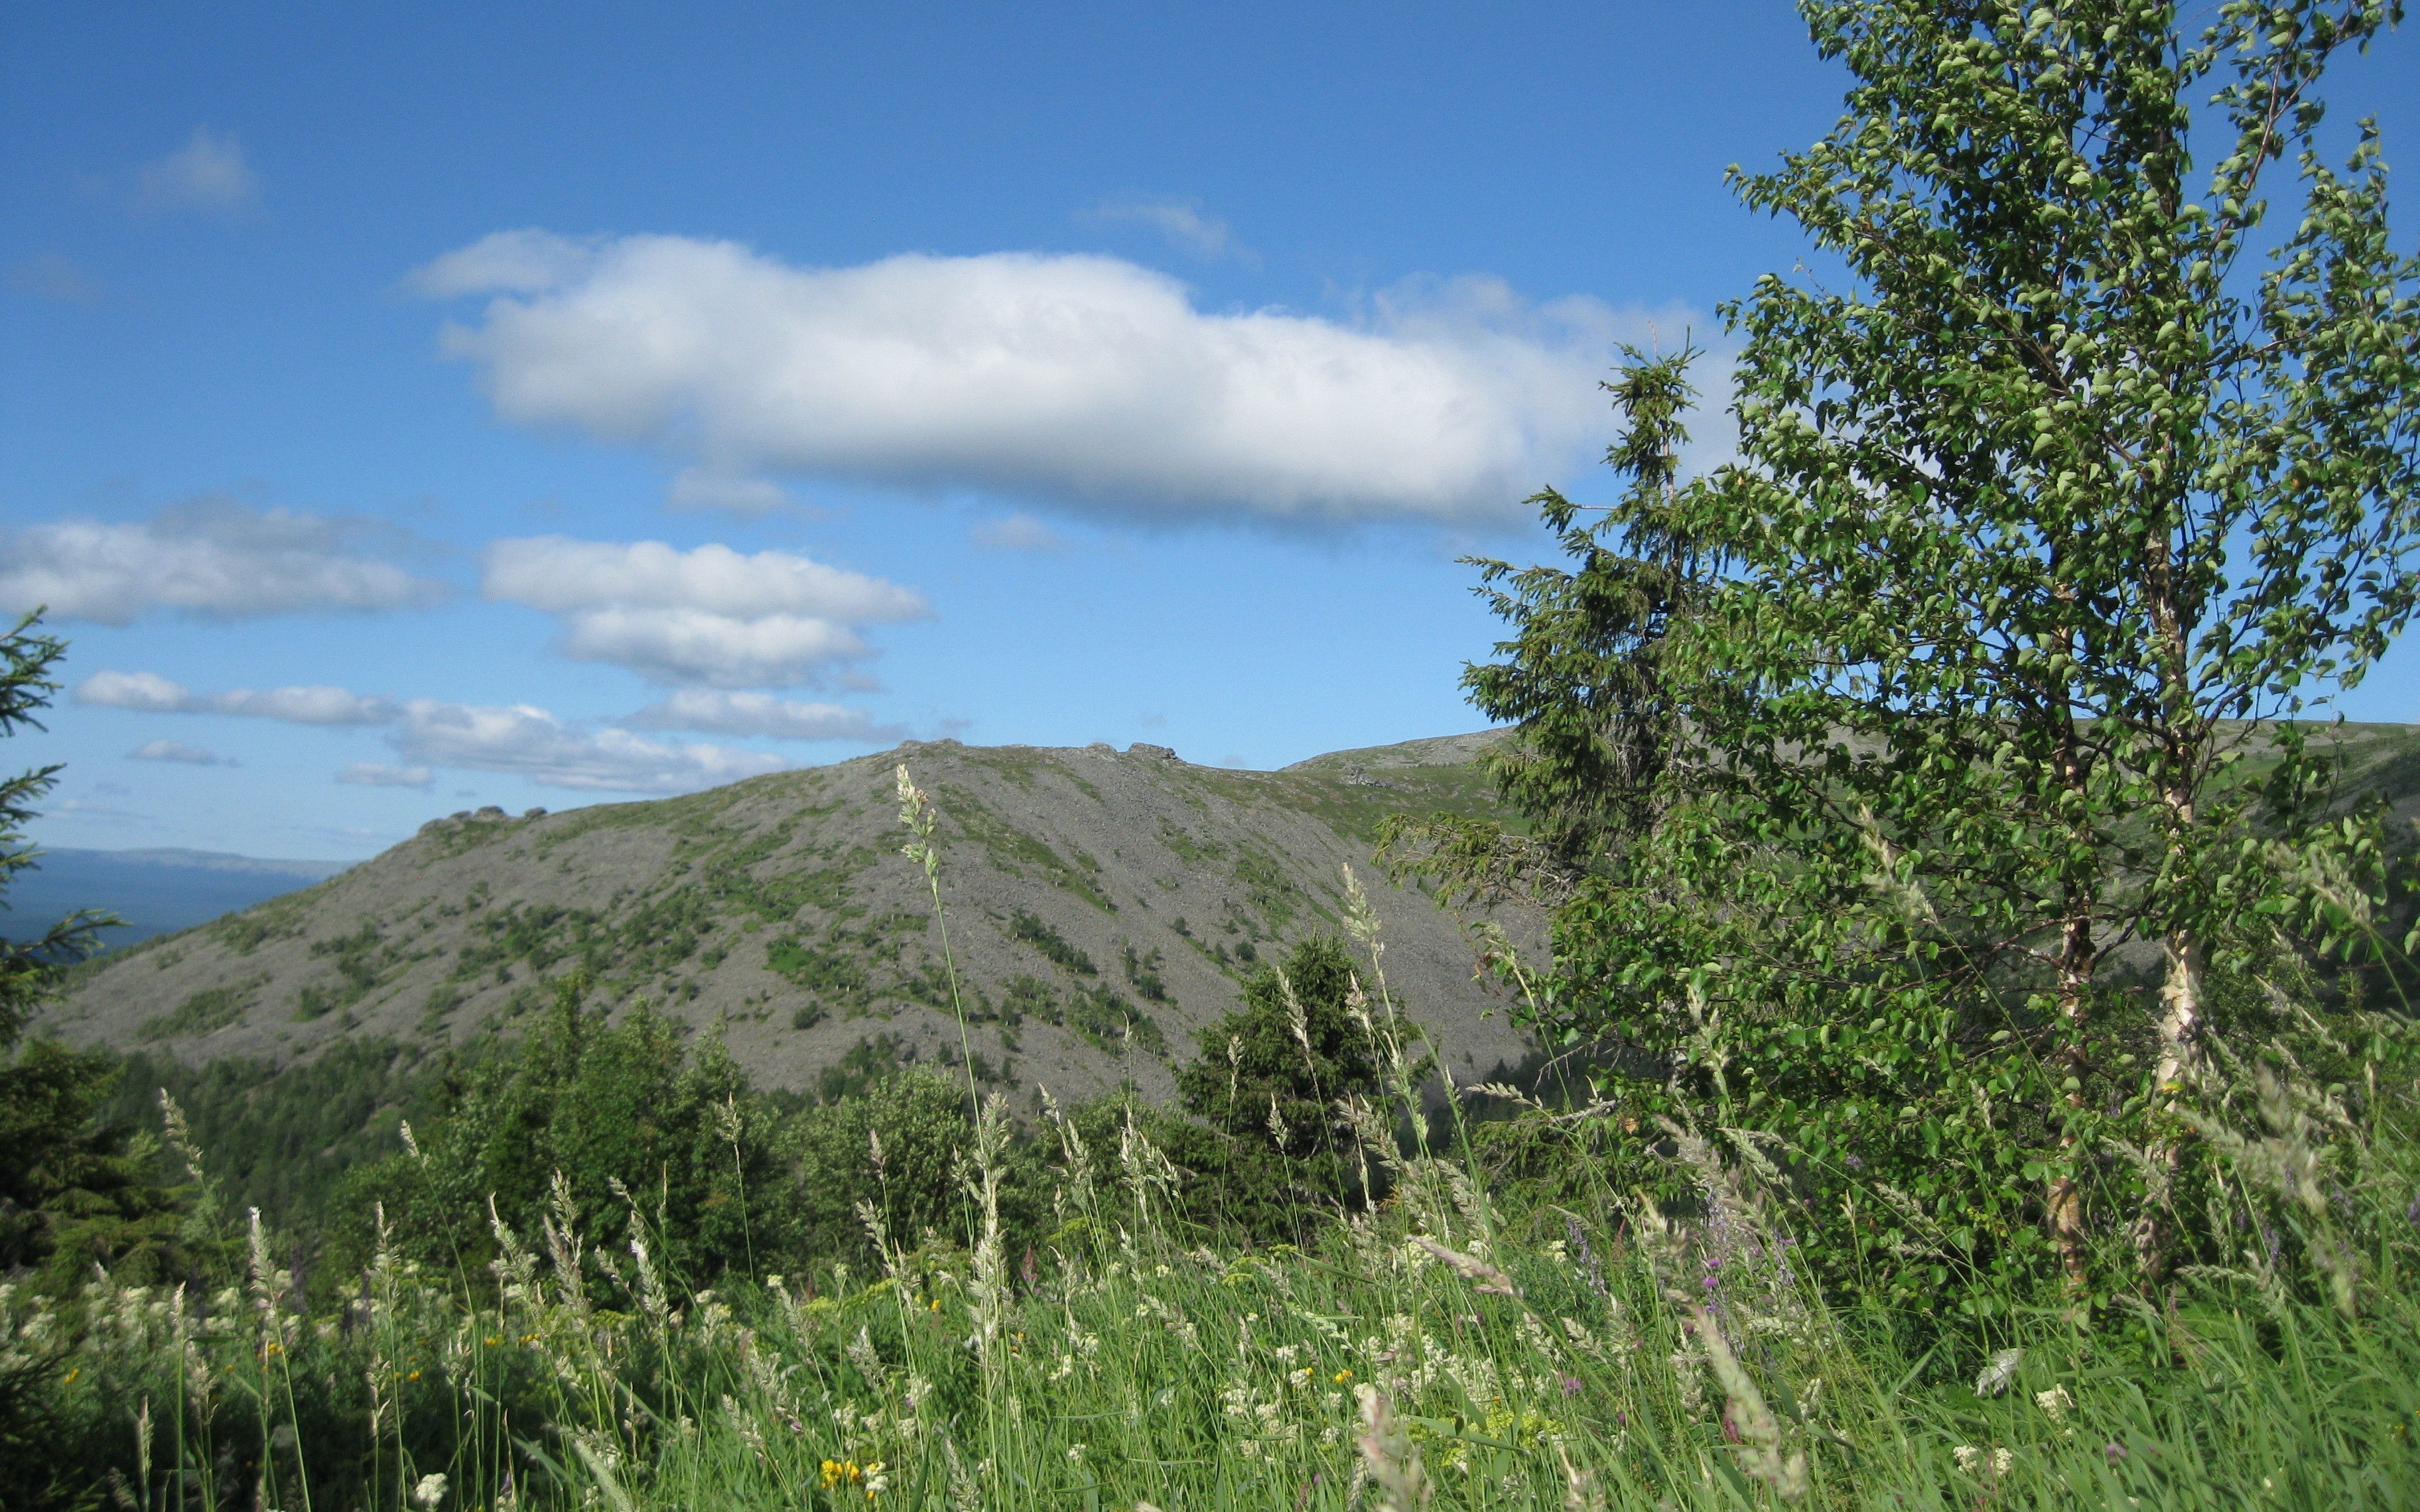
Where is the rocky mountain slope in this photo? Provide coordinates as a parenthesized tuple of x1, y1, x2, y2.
(42, 733, 1538, 1102)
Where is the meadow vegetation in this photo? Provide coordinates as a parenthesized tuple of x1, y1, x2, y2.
(8, 2, 2420, 1507)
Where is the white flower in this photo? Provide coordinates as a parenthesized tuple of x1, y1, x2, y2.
(1067, 1444, 1087, 1465)
(411, 1472, 448, 1509)
(2035, 1385, 2072, 1422)
(1952, 1446, 1980, 1472)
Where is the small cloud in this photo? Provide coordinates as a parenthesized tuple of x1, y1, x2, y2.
(406, 228, 598, 296)
(1138, 712, 1168, 729)
(133, 127, 261, 215)
(1079, 194, 1256, 265)
(623, 688, 904, 742)
(79, 669, 399, 724)
(666, 467, 794, 515)
(7, 254, 104, 305)
(482, 536, 925, 688)
(54, 796, 151, 824)
(2, 499, 446, 625)
(337, 761, 433, 788)
(128, 738, 230, 765)
(969, 513, 1066, 552)
(92, 781, 132, 797)
(391, 698, 789, 792)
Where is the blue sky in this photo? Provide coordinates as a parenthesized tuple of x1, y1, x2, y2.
(4, 3, 2415, 860)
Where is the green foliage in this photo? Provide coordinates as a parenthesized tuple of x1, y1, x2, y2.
(765, 931, 871, 1001)
(1008, 908, 1096, 975)
(348, 975, 785, 1287)
(783, 1066, 1046, 1270)
(21, 1029, 2420, 1509)
(0, 611, 194, 1304)
(802, 1032, 917, 1103)
(103, 1040, 444, 1245)
(939, 784, 1114, 911)
(1163, 936, 1386, 1239)
(998, 971, 1166, 1058)
(139, 977, 263, 1040)
(1121, 940, 1169, 1002)
(1428, 0, 2420, 1312)
(0, 613, 109, 1047)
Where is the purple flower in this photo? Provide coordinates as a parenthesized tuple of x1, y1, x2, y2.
(2104, 1443, 2127, 1465)
(1561, 1374, 1583, 1397)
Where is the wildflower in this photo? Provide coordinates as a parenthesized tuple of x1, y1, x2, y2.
(411, 1472, 448, 1509)
(2035, 1385, 2072, 1422)
(822, 1458, 867, 1488)
(1067, 1444, 1087, 1465)
(1334, 1369, 1353, 1384)
(1953, 1446, 1980, 1472)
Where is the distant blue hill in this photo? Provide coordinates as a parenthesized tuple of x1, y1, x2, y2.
(4, 847, 354, 948)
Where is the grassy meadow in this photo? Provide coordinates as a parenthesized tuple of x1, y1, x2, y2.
(15, 785, 2420, 1511)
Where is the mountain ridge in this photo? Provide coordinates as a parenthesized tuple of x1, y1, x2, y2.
(42, 731, 1536, 1102)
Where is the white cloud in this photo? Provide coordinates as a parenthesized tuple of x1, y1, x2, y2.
(407, 228, 599, 296)
(336, 761, 433, 788)
(969, 512, 1066, 552)
(484, 536, 918, 619)
(1078, 194, 1254, 263)
(78, 670, 398, 724)
(82, 669, 860, 793)
(7, 254, 104, 305)
(129, 738, 229, 765)
(391, 700, 788, 792)
(482, 536, 924, 688)
(667, 467, 794, 515)
(0, 500, 444, 625)
(419, 234, 1654, 525)
(134, 127, 261, 214)
(553, 607, 870, 687)
(623, 688, 904, 742)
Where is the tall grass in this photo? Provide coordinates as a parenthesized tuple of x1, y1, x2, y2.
(12, 765, 2420, 1509)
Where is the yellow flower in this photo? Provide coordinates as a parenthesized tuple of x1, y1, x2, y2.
(62, 1368, 79, 1385)
(821, 1459, 866, 1488)
(929, 1298, 943, 1313)
(1333, 1369, 1353, 1384)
